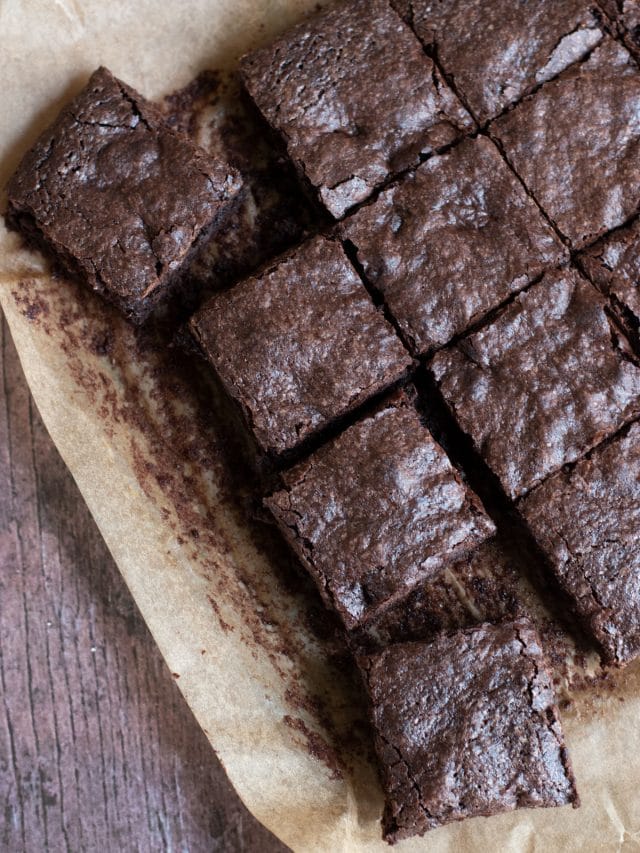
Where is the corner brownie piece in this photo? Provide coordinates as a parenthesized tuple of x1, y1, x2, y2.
(265, 390, 494, 629)
(239, 0, 472, 219)
(363, 620, 578, 843)
(342, 137, 567, 354)
(189, 236, 411, 459)
(579, 217, 640, 322)
(5, 67, 243, 323)
(430, 268, 640, 500)
(491, 39, 640, 249)
(391, 0, 603, 123)
(521, 422, 640, 665)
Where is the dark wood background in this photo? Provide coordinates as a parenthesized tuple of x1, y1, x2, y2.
(0, 313, 287, 851)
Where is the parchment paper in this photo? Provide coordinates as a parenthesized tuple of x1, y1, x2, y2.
(2, 2, 640, 850)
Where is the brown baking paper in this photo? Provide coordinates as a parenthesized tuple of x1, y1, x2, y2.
(2, 2, 640, 850)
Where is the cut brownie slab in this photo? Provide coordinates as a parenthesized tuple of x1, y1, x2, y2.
(341, 136, 567, 354)
(521, 422, 640, 665)
(391, 0, 603, 123)
(579, 216, 640, 321)
(430, 268, 640, 500)
(5, 67, 243, 324)
(491, 38, 640, 249)
(362, 620, 578, 843)
(265, 391, 494, 629)
(189, 236, 412, 459)
(239, 0, 473, 219)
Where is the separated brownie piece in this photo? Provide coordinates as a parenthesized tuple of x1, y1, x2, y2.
(391, 0, 603, 123)
(521, 422, 640, 665)
(239, 0, 473, 219)
(341, 137, 567, 354)
(362, 620, 578, 843)
(189, 236, 411, 460)
(5, 67, 243, 324)
(491, 39, 640, 249)
(579, 217, 640, 322)
(430, 268, 640, 500)
(265, 390, 494, 629)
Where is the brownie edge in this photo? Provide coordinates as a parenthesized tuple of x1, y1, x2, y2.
(362, 620, 579, 843)
(6, 66, 243, 323)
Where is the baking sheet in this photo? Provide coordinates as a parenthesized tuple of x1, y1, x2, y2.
(2, 2, 640, 850)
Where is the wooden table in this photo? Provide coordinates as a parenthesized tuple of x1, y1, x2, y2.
(0, 314, 286, 851)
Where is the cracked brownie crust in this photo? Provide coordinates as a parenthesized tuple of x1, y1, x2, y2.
(430, 268, 640, 500)
(579, 217, 640, 321)
(239, 0, 472, 219)
(6, 67, 243, 323)
(391, 0, 604, 123)
(521, 422, 640, 664)
(265, 390, 494, 629)
(362, 620, 578, 843)
(491, 38, 640, 249)
(189, 236, 412, 458)
(342, 136, 567, 354)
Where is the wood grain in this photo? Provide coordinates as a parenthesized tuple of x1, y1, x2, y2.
(0, 313, 287, 852)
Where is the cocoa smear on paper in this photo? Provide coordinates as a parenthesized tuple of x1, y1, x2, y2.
(8, 70, 624, 782)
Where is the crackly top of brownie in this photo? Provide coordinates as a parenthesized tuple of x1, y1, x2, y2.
(6, 66, 242, 323)
(600, 1, 640, 56)
(391, 0, 603, 123)
(265, 390, 494, 629)
(239, 0, 472, 219)
(363, 620, 578, 843)
(579, 217, 640, 321)
(521, 422, 640, 664)
(430, 268, 640, 500)
(189, 236, 411, 458)
(342, 136, 567, 354)
(491, 38, 640, 249)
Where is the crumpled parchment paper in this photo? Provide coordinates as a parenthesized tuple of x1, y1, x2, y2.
(2, 2, 640, 850)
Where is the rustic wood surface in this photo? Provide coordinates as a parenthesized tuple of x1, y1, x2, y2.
(0, 313, 287, 852)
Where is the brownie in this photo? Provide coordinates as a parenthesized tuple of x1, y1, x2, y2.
(341, 137, 567, 354)
(239, 0, 473, 219)
(599, 1, 640, 56)
(391, 0, 604, 123)
(430, 268, 640, 500)
(521, 422, 640, 664)
(491, 39, 640, 249)
(362, 620, 578, 843)
(5, 67, 243, 324)
(265, 390, 494, 629)
(189, 236, 411, 459)
(579, 217, 640, 321)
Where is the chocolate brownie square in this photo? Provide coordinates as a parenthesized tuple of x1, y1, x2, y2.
(239, 0, 473, 219)
(189, 236, 411, 459)
(362, 620, 578, 843)
(341, 136, 567, 354)
(265, 390, 494, 629)
(491, 39, 640, 249)
(391, 0, 603, 123)
(5, 67, 243, 324)
(579, 217, 640, 321)
(521, 422, 640, 664)
(430, 268, 640, 500)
